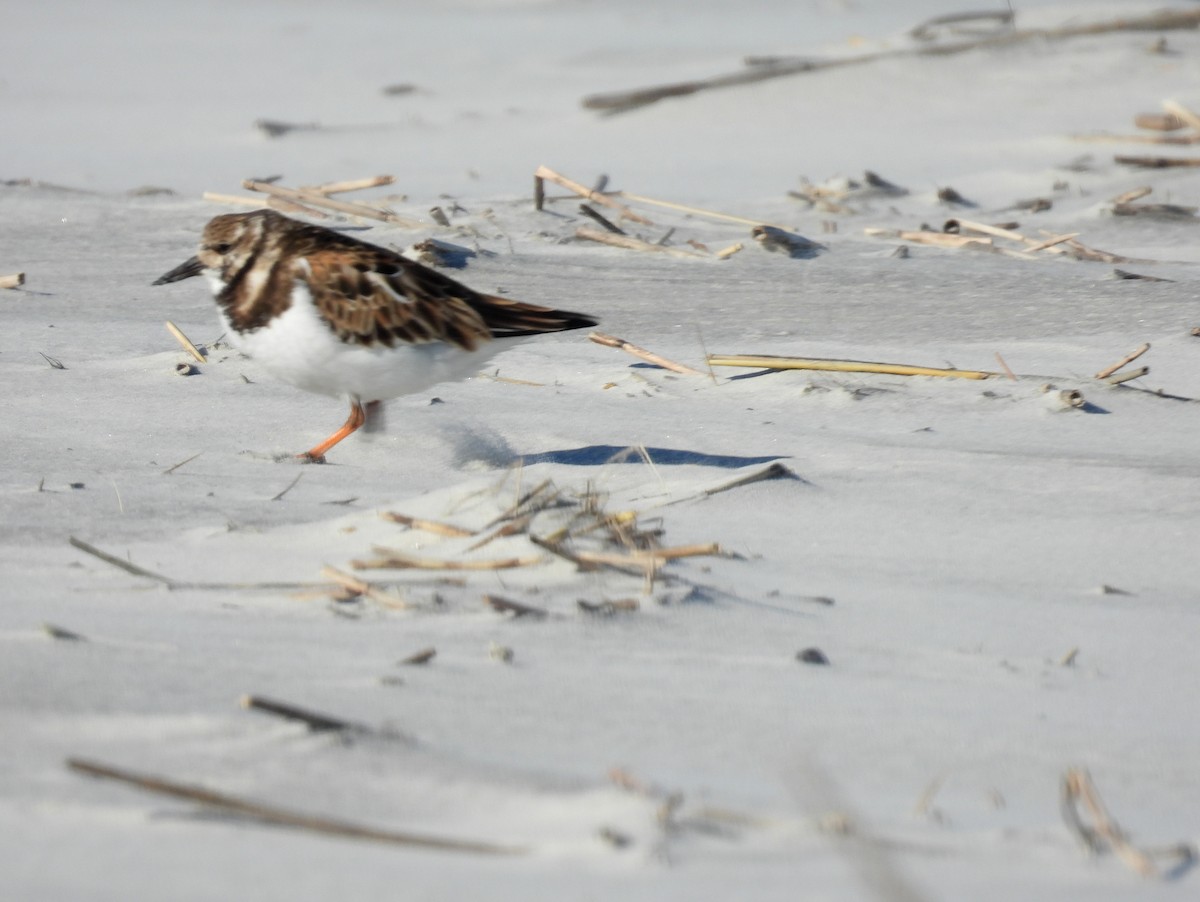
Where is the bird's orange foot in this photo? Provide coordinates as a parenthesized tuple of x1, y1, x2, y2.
(296, 451, 328, 465)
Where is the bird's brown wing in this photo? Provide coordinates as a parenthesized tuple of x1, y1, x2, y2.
(297, 243, 596, 351)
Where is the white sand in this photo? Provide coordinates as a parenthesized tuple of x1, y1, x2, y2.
(3, 1, 1200, 898)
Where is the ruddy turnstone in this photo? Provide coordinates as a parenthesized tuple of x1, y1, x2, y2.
(153, 209, 597, 461)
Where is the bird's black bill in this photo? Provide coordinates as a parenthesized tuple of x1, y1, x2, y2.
(152, 256, 205, 286)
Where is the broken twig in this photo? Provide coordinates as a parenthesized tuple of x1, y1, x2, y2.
(708, 354, 993, 380)
(588, 331, 703, 375)
(67, 758, 524, 855)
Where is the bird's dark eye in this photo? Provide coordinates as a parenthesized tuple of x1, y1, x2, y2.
(213, 243, 232, 254)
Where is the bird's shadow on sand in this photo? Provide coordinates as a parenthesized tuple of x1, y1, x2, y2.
(518, 444, 786, 469)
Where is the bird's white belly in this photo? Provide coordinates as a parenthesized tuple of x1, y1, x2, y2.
(217, 283, 511, 402)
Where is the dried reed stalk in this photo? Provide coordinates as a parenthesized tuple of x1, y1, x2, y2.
(319, 565, 410, 608)
(578, 204, 625, 234)
(353, 550, 542, 571)
(614, 191, 773, 228)
(1102, 366, 1148, 385)
(1025, 232, 1080, 253)
(165, 321, 206, 363)
(574, 226, 705, 259)
(1060, 237, 1132, 264)
(1135, 113, 1184, 131)
(1095, 343, 1150, 379)
(863, 228, 991, 249)
(69, 536, 174, 584)
(946, 218, 1026, 242)
(1112, 187, 1153, 204)
(708, 354, 993, 380)
(581, 10, 1200, 113)
(1161, 99, 1200, 134)
(1061, 768, 1157, 876)
(533, 165, 652, 224)
(0, 272, 25, 289)
(266, 196, 331, 218)
(243, 180, 423, 227)
(306, 175, 395, 195)
(380, 511, 475, 538)
(573, 542, 721, 567)
(204, 190, 330, 217)
(588, 331, 703, 375)
(1114, 155, 1200, 169)
(202, 192, 265, 207)
(67, 758, 524, 855)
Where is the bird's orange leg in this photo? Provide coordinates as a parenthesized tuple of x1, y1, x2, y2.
(297, 400, 367, 463)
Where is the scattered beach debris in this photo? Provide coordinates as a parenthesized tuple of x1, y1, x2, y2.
(789, 170, 908, 212)
(403, 237, 476, 269)
(42, 623, 86, 642)
(796, 648, 830, 666)
(484, 594, 549, 620)
(574, 225, 705, 259)
(240, 179, 423, 227)
(936, 185, 976, 207)
(398, 647, 437, 666)
(751, 225, 824, 258)
(240, 694, 362, 734)
(865, 217, 1138, 264)
(255, 118, 321, 138)
(488, 642, 515, 664)
(381, 83, 417, 97)
(1104, 269, 1171, 283)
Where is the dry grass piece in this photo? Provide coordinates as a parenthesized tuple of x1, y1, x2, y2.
(708, 354, 993, 380)
(243, 179, 424, 227)
(1114, 155, 1200, 169)
(165, 321, 207, 363)
(1095, 343, 1150, 380)
(574, 226, 705, 259)
(306, 175, 395, 195)
(67, 758, 525, 855)
(380, 511, 475, 538)
(353, 550, 542, 571)
(1101, 366, 1148, 386)
(588, 331, 703, 375)
(864, 228, 991, 250)
(533, 165, 652, 224)
(319, 565, 410, 609)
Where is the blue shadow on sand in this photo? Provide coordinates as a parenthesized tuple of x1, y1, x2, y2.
(518, 445, 787, 469)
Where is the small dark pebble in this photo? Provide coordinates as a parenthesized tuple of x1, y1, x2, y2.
(797, 647, 830, 666)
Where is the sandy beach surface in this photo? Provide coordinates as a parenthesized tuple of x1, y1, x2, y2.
(3, 2, 1200, 899)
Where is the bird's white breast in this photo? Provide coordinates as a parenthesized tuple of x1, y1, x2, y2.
(216, 280, 513, 402)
